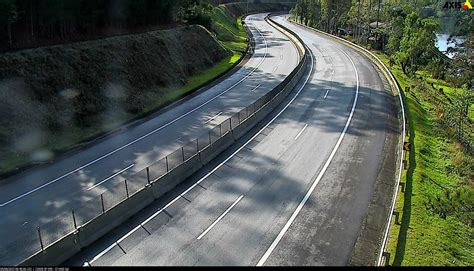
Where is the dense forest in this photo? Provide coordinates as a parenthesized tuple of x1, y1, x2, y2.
(0, 0, 226, 51)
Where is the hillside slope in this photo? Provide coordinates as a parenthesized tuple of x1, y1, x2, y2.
(0, 25, 229, 174)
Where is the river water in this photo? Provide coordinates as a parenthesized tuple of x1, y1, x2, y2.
(435, 33, 466, 59)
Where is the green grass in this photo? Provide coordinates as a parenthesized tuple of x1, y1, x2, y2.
(211, 7, 247, 53)
(373, 52, 474, 266)
(159, 52, 242, 105)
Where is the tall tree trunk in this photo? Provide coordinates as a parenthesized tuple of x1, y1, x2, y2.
(30, 2, 34, 39)
(8, 23, 12, 45)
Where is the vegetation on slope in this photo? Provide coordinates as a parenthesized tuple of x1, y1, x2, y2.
(291, 0, 473, 266)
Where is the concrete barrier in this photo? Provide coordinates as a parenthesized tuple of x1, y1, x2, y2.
(19, 13, 309, 267)
(77, 187, 155, 248)
(199, 132, 236, 165)
(20, 231, 81, 266)
(232, 114, 261, 140)
(150, 154, 203, 199)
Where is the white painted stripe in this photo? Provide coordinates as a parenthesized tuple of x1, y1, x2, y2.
(0, 18, 270, 208)
(86, 44, 314, 266)
(251, 84, 261, 92)
(294, 124, 308, 140)
(197, 195, 244, 240)
(86, 164, 135, 191)
(272, 65, 279, 73)
(324, 89, 330, 99)
(256, 48, 359, 266)
(205, 112, 223, 124)
(290, 19, 407, 266)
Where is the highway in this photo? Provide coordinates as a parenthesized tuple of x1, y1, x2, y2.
(0, 13, 299, 266)
(67, 14, 399, 266)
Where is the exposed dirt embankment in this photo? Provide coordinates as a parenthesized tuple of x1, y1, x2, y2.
(0, 25, 229, 174)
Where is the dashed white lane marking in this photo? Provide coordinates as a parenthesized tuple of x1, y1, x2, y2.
(294, 124, 308, 140)
(256, 48, 359, 266)
(197, 195, 244, 240)
(204, 112, 223, 124)
(84, 43, 314, 267)
(324, 89, 330, 99)
(86, 164, 135, 191)
(251, 84, 261, 92)
(0, 17, 270, 208)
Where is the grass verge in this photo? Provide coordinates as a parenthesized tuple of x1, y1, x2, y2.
(371, 53, 474, 266)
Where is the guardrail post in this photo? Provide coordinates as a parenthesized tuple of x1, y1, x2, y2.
(165, 156, 169, 172)
(72, 209, 77, 230)
(230, 117, 233, 130)
(196, 138, 199, 152)
(146, 167, 151, 185)
(125, 180, 129, 199)
(208, 131, 212, 145)
(100, 194, 105, 213)
(219, 124, 222, 137)
(392, 210, 400, 225)
(37, 226, 44, 251)
(181, 147, 185, 162)
(382, 252, 390, 266)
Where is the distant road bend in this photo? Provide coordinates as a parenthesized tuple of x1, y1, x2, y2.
(0, 13, 299, 265)
(66, 14, 399, 266)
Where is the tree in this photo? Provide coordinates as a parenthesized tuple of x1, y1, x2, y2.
(396, 12, 439, 75)
(0, 0, 18, 44)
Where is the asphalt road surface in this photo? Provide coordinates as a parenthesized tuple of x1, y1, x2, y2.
(67, 14, 399, 266)
(0, 13, 299, 266)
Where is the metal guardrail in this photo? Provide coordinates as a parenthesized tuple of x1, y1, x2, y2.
(290, 19, 407, 267)
(11, 14, 309, 266)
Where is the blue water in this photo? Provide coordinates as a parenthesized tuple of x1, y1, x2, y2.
(435, 34, 466, 59)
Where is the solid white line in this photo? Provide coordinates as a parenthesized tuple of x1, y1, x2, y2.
(204, 112, 223, 124)
(294, 124, 308, 140)
(256, 48, 359, 266)
(0, 17, 270, 208)
(86, 45, 313, 266)
(86, 164, 135, 191)
(251, 84, 261, 92)
(324, 89, 330, 99)
(197, 195, 244, 240)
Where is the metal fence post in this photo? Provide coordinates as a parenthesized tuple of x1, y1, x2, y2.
(72, 209, 77, 230)
(230, 117, 233, 130)
(196, 138, 199, 152)
(208, 131, 212, 145)
(146, 167, 151, 185)
(100, 194, 105, 213)
(219, 124, 222, 137)
(181, 147, 185, 162)
(165, 156, 169, 172)
(125, 180, 129, 199)
(37, 226, 44, 251)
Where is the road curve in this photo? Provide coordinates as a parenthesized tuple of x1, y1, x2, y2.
(67, 14, 399, 266)
(0, 13, 299, 266)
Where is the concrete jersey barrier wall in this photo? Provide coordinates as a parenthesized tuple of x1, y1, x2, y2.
(20, 14, 309, 266)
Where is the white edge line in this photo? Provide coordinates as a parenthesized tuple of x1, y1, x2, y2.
(86, 164, 135, 191)
(256, 48, 359, 266)
(293, 20, 407, 267)
(290, 20, 406, 266)
(294, 124, 308, 140)
(197, 195, 244, 240)
(87, 42, 313, 266)
(0, 16, 270, 208)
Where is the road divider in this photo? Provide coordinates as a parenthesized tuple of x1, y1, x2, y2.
(19, 14, 308, 266)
